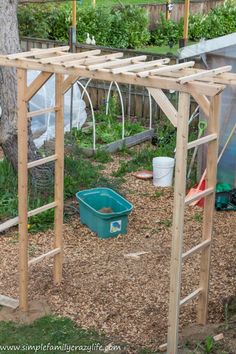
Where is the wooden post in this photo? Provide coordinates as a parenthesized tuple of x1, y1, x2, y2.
(167, 92, 190, 354)
(93, 0, 96, 7)
(197, 94, 220, 324)
(183, 0, 190, 45)
(53, 74, 64, 284)
(166, 0, 171, 20)
(17, 68, 29, 312)
(72, 0, 76, 28)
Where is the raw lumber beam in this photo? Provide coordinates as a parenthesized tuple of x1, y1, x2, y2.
(0, 295, 19, 309)
(191, 92, 210, 117)
(148, 88, 178, 127)
(26, 72, 53, 102)
(39, 49, 101, 64)
(180, 288, 202, 307)
(137, 61, 195, 78)
(64, 52, 124, 67)
(167, 92, 190, 354)
(7, 46, 69, 59)
(177, 66, 232, 84)
(28, 248, 61, 266)
(111, 58, 170, 74)
(87, 55, 147, 71)
(187, 134, 217, 149)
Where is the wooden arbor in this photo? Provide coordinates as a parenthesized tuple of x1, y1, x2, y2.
(0, 47, 235, 353)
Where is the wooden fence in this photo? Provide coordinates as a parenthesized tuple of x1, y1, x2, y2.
(19, 0, 224, 30)
(142, 0, 224, 29)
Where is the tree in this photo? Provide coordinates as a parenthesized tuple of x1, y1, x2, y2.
(0, 0, 51, 188)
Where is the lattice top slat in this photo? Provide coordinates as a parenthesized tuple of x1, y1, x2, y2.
(1, 47, 236, 95)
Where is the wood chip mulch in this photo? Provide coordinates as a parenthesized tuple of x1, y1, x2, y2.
(0, 155, 236, 352)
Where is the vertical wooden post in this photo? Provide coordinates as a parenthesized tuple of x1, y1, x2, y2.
(167, 92, 190, 354)
(54, 74, 64, 284)
(166, 0, 171, 20)
(183, 0, 190, 45)
(197, 94, 220, 324)
(72, 0, 76, 28)
(17, 68, 29, 312)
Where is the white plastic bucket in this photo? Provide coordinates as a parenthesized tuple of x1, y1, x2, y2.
(152, 157, 175, 187)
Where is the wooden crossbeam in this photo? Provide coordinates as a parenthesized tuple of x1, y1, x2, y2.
(64, 52, 124, 67)
(191, 93, 210, 117)
(7, 46, 69, 59)
(39, 49, 101, 64)
(62, 74, 81, 94)
(28, 248, 61, 266)
(148, 88, 178, 127)
(137, 61, 195, 78)
(0, 295, 19, 309)
(187, 134, 217, 149)
(27, 154, 57, 169)
(27, 106, 58, 118)
(185, 187, 214, 206)
(180, 288, 202, 307)
(111, 58, 170, 74)
(87, 55, 147, 71)
(178, 66, 232, 84)
(0, 56, 225, 96)
(0, 202, 57, 233)
(26, 72, 53, 102)
(182, 239, 211, 260)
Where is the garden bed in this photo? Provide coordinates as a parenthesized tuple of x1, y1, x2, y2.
(81, 128, 154, 157)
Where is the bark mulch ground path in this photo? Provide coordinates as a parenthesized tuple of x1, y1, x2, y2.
(0, 156, 235, 352)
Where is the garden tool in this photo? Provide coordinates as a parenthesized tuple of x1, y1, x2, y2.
(187, 120, 207, 179)
(187, 121, 236, 206)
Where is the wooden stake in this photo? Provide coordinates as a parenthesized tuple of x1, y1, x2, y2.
(17, 68, 29, 312)
(72, 0, 76, 28)
(197, 94, 220, 324)
(183, 0, 190, 45)
(53, 74, 64, 284)
(167, 92, 190, 354)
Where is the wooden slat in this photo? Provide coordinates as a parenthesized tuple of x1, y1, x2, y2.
(87, 55, 147, 71)
(8, 46, 69, 59)
(28, 248, 61, 266)
(137, 61, 195, 78)
(28, 202, 57, 218)
(0, 56, 225, 97)
(64, 52, 124, 67)
(187, 134, 217, 149)
(180, 288, 202, 307)
(39, 49, 101, 64)
(191, 92, 210, 117)
(167, 92, 190, 353)
(178, 66, 232, 84)
(54, 73, 64, 284)
(182, 240, 211, 260)
(62, 74, 81, 94)
(26, 72, 53, 102)
(197, 94, 220, 325)
(0, 295, 19, 309)
(148, 88, 178, 127)
(0, 202, 57, 233)
(17, 68, 29, 312)
(185, 187, 214, 206)
(112, 58, 170, 74)
(27, 154, 57, 169)
(27, 106, 57, 118)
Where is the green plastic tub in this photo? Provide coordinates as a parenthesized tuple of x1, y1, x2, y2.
(76, 188, 133, 239)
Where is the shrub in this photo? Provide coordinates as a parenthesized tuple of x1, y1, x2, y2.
(18, 4, 150, 49)
(151, 12, 183, 46)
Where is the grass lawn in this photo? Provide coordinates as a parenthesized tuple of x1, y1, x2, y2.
(138, 41, 197, 56)
(0, 316, 155, 354)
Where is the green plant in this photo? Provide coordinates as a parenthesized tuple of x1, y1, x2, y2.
(193, 212, 203, 222)
(151, 12, 183, 46)
(93, 149, 113, 163)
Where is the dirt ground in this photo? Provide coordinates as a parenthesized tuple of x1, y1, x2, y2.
(0, 156, 236, 352)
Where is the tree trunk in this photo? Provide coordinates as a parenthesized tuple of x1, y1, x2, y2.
(0, 0, 53, 190)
